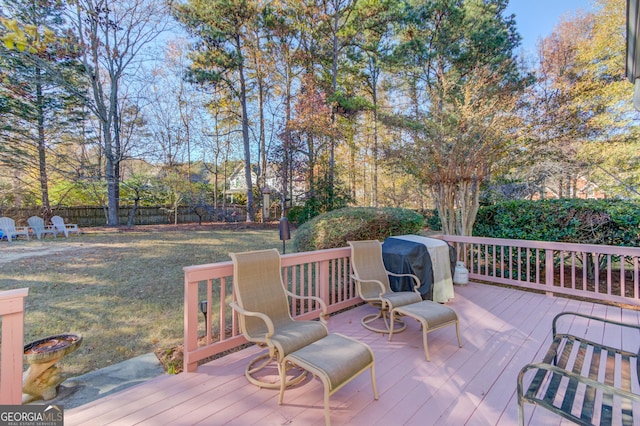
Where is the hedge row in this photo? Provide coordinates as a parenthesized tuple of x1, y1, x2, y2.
(473, 199, 640, 247)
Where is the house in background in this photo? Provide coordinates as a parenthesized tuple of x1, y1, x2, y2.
(534, 175, 607, 200)
(225, 162, 306, 208)
(225, 164, 260, 204)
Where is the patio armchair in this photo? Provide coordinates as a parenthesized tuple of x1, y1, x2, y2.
(229, 248, 329, 389)
(50, 215, 79, 238)
(0, 217, 30, 242)
(349, 240, 422, 333)
(27, 216, 57, 240)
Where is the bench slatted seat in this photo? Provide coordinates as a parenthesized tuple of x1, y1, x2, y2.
(518, 312, 640, 425)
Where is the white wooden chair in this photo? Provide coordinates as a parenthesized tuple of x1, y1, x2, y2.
(0, 217, 30, 242)
(50, 216, 79, 238)
(27, 216, 57, 240)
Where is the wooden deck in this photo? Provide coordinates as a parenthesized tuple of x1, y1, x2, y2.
(65, 283, 640, 425)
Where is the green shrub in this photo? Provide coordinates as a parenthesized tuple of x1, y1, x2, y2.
(474, 199, 640, 246)
(286, 205, 313, 225)
(286, 176, 352, 226)
(421, 209, 442, 231)
(293, 207, 424, 252)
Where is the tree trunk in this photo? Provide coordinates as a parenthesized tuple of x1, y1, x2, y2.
(127, 195, 140, 227)
(258, 76, 266, 222)
(455, 179, 481, 236)
(306, 134, 316, 195)
(433, 183, 455, 235)
(282, 71, 292, 217)
(223, 148, 229, 214)
(35, 66, 51, 218)
(371, 62, 379, 207)
(110, 81, 121, 226)
(254, 35, 267, 223)
(328, 1, 340, 208)
(101, 108, 119, 226)
(236, 35, 254, 222)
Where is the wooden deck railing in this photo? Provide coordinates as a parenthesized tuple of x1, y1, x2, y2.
(184, 237, 640, 373)
(440, 236, 640, 306)
(0, 287, 28, 404)
(183, 247, 358, 372)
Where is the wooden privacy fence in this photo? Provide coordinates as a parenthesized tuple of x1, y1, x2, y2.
(0, 206, 248, 227)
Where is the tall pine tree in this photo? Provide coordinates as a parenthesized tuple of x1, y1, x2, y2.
(0, 0, 83, 214)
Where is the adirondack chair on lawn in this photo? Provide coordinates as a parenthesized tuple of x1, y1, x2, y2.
(50, 216, 79, 238)
(0, 217, 30, 242)
(27, 216, 57, 240)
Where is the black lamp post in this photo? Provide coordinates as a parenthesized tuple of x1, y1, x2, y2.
(279, 218, 291, 254)
(199, 300, 208, 322)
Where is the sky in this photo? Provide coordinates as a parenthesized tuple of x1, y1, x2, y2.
(505, 0, 595, 55)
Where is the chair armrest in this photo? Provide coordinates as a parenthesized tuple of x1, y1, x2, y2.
(518, 362, 640, 402)
(552, 312, 640, 350)
(350, 274, 386, 299)
(284, 291, 328, 324)
(387, 271, 421, 292)
(229, 301, 275, 338)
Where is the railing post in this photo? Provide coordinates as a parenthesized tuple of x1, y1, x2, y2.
(0, 288, 29, 405)
(545, 249, 555, 297)
(184, 279, 200, 373)
(319, 259, 330, 308)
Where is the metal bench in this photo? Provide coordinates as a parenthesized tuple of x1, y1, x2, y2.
(517, 312, 640, 425)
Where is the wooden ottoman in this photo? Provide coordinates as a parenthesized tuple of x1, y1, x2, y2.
(280, 333, 378, 426)
(389, 300, 462, 361)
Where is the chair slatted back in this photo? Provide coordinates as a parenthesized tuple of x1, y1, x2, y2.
(348, 240, 392, 299)
(27, 216, 44, 231)
(230, 249, 292, 337)
(0, 217, 17, 233)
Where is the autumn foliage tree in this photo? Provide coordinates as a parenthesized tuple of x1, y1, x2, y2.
(392, 0, 528, 235)
(520, 12, 594, 199)
(571, 0, 640, 198)
(409, 66, 524, 236)
(522, 0, 640, 200)
(287, 74, 342, 216)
